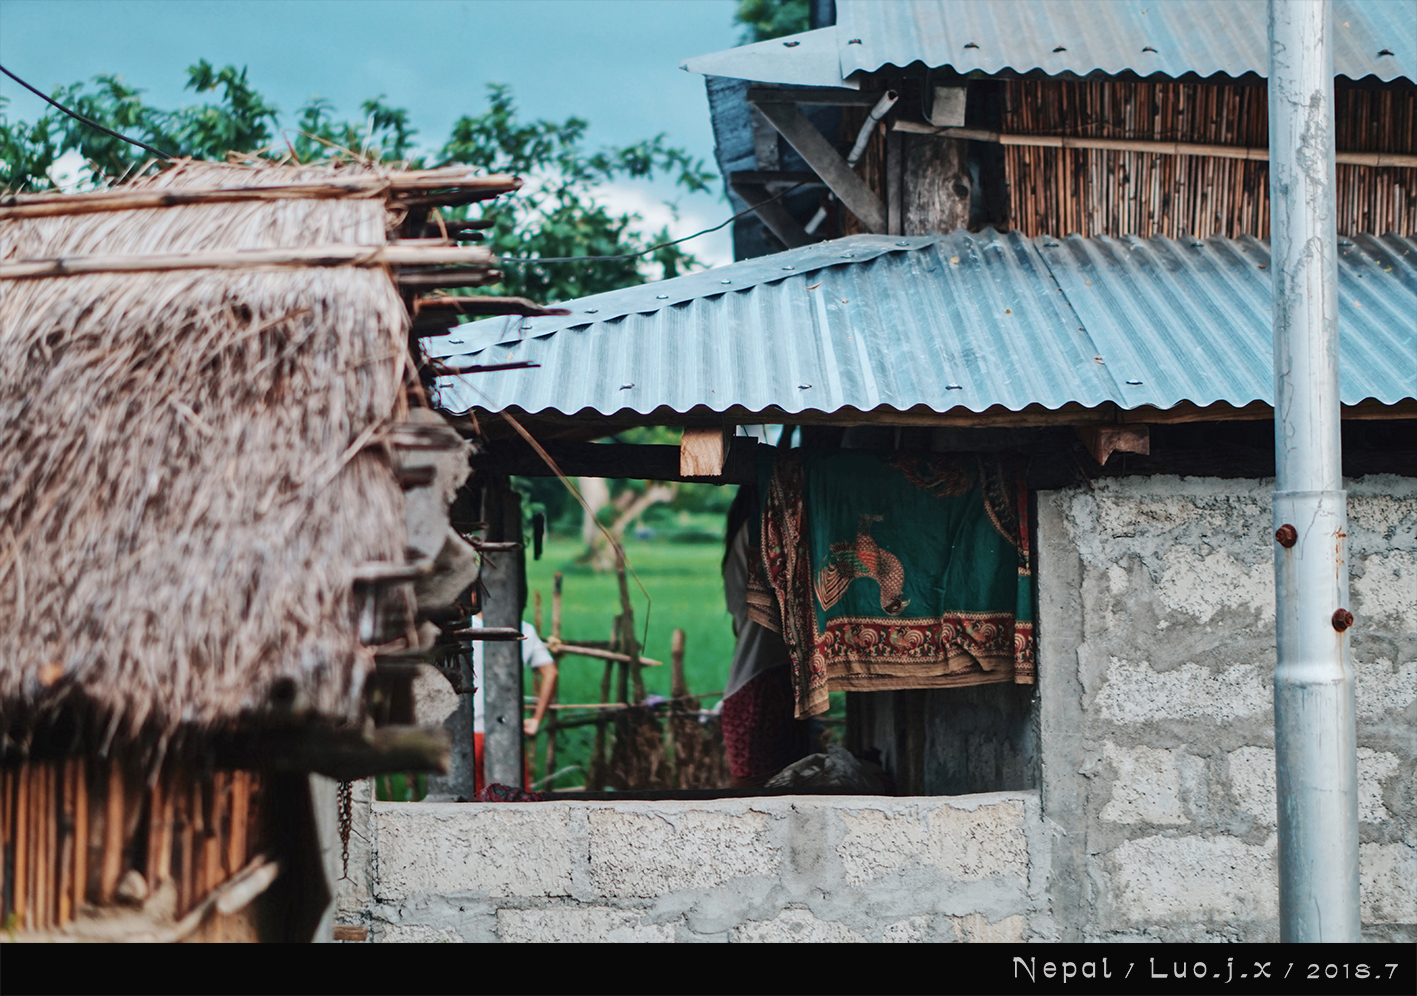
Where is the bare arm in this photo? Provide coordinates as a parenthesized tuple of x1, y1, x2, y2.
(523, 660, 558, 737)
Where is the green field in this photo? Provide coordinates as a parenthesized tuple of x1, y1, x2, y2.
(522, 536, 736, 787)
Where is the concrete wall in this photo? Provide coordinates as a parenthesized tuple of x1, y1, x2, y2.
(347, 792, 1053, 942)
(1036, 475, 1416, 942)
(336, 473, 1413, 943)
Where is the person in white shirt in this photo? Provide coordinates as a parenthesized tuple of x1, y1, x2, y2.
(469, 614, 557, 794)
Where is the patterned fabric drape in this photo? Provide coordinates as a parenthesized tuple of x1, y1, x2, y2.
(747, 450, 1035, 718)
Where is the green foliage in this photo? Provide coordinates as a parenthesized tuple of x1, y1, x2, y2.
(734, 0, 812, 43)
(1, 66, 717, 302)
(440, 84, 715, 300)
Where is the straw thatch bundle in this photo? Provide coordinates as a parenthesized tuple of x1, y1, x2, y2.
(0, 160, 419, 757)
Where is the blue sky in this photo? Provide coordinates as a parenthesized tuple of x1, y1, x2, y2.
(0, 0, 741, 264)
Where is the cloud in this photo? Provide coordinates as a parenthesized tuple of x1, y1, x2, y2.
(591, 181, 734, 273)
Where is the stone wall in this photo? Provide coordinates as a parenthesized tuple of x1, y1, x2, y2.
(348, 792, 1052, 942)
(1036, 475, 1416, 943)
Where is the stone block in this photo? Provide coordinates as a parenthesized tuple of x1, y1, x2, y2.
(732, 908, 866, 943)
(1361, 842, 1417, 924)
(373, 803, 573, 900)
(1101, 742, 1190, 826)
(949, 912, 1026, 942)
(881, 916, 931, 942)
(924, 799, 1029, 882)
(378, 923, 464, 943)
(837, 807, 924, 885)
(1097, 659, 1270, 724)
(496, 908, 677, 943)
(1110, 833, 1277, 923)
(1228, 746, 1277, 826)
(587, 804, 779, 897)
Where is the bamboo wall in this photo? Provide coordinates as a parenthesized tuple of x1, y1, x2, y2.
(0, 757, 266, 934)
(1003, 79, 1417, 239)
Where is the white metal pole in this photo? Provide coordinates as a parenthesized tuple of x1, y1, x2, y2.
(1267, 0, 1361, 943)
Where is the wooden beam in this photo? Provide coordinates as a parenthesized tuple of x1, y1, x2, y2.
(211, 726, 451, 782)
(730, 182, 817, 250)
(0, 243, 494, 280)
(480, 437, 759, 485)
(747, 86, 886, 106)
(891, 120, 1417, 168)
(679, 426, 730, 477)
(753, 102, 888, 234)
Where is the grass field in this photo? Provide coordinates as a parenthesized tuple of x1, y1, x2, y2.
(378, 532, 842, 799)
(522, 536, 736, 787)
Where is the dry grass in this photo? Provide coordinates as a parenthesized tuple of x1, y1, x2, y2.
(0, 161, 416, 755)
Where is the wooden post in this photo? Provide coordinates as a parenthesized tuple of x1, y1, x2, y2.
(228, 771, 248, 876)
(482, 479, 525, 788)
(72, 759, 87, 911)
(37, 764, 50, 929)
(99, 762, 124, 904)
(57, 760, 75, 926)
(17, 764, 29, 929)
(144, 776, 164, 893)
(0, 767, 8, 920)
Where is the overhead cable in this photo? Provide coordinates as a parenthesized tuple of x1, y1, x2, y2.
(1, 63, 174, 160)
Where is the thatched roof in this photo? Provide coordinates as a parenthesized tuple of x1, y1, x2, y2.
(0, 160, 512, 758)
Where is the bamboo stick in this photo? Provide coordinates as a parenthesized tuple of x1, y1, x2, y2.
(533, 590, 543, 635)
(0, 767, 8, 920)
(145, 776, 164, 893)
(0, 173, 519, 220)
(73, 758, 87, 911)
(178, 783, 193, 917)
(192, 780, 208, 905)
(204, 773, 223, 888)
(37, 765, 50, 930)
(99, 762, 124, 904)
(541, 639, 663, 667)
(0, 243, 496, 280)
(17, 764, 29, 930)
(551, 573, 563, 641)
(228, 772, 248, 876)
(57, 761, 75, 926)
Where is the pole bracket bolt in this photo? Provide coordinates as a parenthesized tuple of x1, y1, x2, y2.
(1275, 524, 1298, 548)
(1331, 608, 1354, 633)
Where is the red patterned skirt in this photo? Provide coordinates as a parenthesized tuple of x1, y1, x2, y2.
(720, 666, 812, 785)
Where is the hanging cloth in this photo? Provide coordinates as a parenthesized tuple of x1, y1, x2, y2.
(747, 450, 1035, 718)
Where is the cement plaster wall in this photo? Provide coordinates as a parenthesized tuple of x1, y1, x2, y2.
(1036, 475, 1416, 943)
(345, 792, 1052, 942)
(334, 473, 1413, 944)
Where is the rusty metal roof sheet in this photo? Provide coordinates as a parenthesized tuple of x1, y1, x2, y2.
(428, 231, 1417, 421)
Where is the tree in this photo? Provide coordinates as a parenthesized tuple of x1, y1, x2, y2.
(734, 0, 811, 43)
(0, 63, 716, 300)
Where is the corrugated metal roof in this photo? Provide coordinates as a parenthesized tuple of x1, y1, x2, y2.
(836, 0, 1413, 83)
(681, 26, 858, 89)
(429, 231, 1417, 421)
(683, 1, 1414, 86)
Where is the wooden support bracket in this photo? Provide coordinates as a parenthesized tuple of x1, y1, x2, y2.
(752, 101, 888, 234)
(680, 426, 731, 477)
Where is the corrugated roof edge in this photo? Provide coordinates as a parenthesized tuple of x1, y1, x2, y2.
(451, 235, 936, 351)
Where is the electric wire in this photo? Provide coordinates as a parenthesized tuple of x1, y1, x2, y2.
(1, 63, 174, 160)
(3, 61, 819, 267)
(495, 179, 814, 264)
